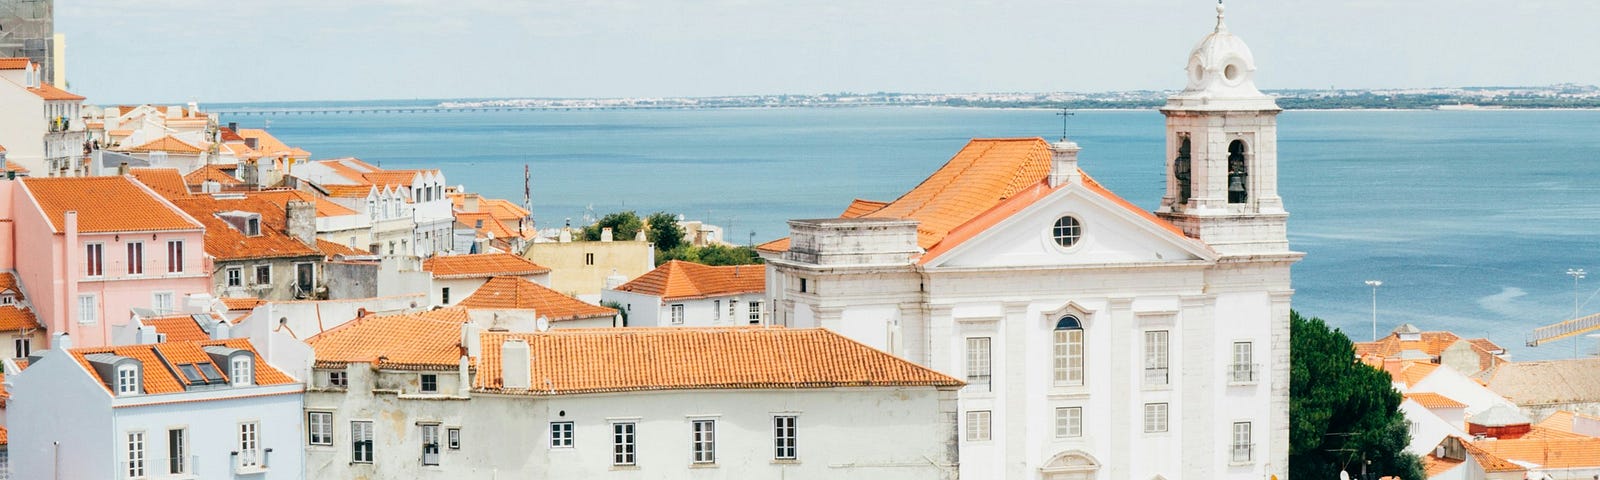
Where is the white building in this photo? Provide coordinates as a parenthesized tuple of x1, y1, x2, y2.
(759, 5, 1297, 479)
(421, 252, 552, 307)
(602, 260, 766, 327)
(301, 308, 962, 479)
(5, 335, 305, 480)
(295, 158, 453, 257)
(0, 58, 87, 176)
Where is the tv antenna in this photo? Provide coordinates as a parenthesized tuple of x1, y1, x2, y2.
(1055, 109, 1074, 141)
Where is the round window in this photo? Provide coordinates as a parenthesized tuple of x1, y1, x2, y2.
(1052, 216, 1082, 248)
(1224, 63, 1241, 83)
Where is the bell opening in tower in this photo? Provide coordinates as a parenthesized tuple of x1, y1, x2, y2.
(1174, 135, 1192, 206)
(1227, 139, 1249, 204)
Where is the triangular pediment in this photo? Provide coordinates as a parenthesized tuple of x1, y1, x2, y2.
(923, 182, 1215, 269)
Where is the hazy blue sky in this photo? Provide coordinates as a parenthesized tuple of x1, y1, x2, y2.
(57, 0, 1600, 103)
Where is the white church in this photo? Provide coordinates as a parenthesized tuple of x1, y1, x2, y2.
(759, 4, 1299, 479)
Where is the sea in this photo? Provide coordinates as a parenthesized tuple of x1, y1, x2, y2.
(213, 103, 1600, 361)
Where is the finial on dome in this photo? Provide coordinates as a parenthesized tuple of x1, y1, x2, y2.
(1215, 0, 1228, 32)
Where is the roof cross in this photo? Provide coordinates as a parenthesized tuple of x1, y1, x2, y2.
(1055, 109, 1075, 141)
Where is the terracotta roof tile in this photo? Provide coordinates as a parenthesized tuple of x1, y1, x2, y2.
(449, 194, 530, 221)
(316, 239, 371, 257)
(1473, 437, 1600, 469)
(142, 314, 216, 342)
(168, 195, 321, 261)
(1406, 392, 1467, 409)
(0, 273, 25, 302)
(0, 58, 28, 69)
(28, 83, 84, 101)
(68, 339, 295, 395)
(0, 306, 40, 331)
(1459, 439, 1528, 472)
(1385, 361, 1439, 387)
(1422, 454, 1462, 477)
(219, 127, 244, 142)
(612, 260, 764, 301)
(424, 253, 551, 279)
(307, 308, 469, 370)
(125, 135, 202, 154)
(1487, 358, 1600, 406)
(317, 184, 377, 198)
(457, 276, 616, 322)
(185, 164, 243, 187)
(755, 237, 791, 254)
(243, 189, 358, 217)
(475, 327, 962, 395)
(220, 297, 265, 311)
(235, 129, 308, 158)
(1354, 330, 1506, 373)
(129, 167, 192, 198)
(456, 211, 528, 240)
(840, 199, 888, 218)
(22, 176, 201, 233)
(2, 161, 22, 174)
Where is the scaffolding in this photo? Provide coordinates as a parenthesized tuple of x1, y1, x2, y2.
(0, 0, 53, 80)
(1525, 312, 1600, 347)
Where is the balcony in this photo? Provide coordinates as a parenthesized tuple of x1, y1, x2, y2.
(232, 449, 271, 475)
(1230, 443, 1254, 464)
(47, 116, 70, 133)
(118, 455, 199, 479)
(1144, 367, 1169, 386)
(1229, 363, 1260, 385)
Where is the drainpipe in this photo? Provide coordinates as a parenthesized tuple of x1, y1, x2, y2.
(63, 211, 80, 344)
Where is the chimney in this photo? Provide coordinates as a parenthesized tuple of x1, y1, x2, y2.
(634, 230, 647, 242)
(165, 105, 180, 117)
(286, 200, 317, 247)
(558, 228, 572, 243)
(600, 227, 613, 242)
(117, 161, 129, 176)
(1048, 139, 1082, 187)
(245, 138, 259, 150)
(462, 193, 481, 213)
(240, 160, 261, 187)
(210, 319, 231, 340)
(501, 339, 531, 390)
(51, 332, 73, 350)
(460, 322, 481, 359)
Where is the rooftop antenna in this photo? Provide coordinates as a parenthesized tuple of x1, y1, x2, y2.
(1055, 108, 1074, 141)
(521, 164, 533, 234)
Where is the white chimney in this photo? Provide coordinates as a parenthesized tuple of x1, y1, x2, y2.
(460, 322, 481, 359)
(600, 227, 613, 242)
(210, 319, 231, 340)
(1048, 140, 1082, 187)
(52, 332, 72, 350)
(500, 339, 530, 390)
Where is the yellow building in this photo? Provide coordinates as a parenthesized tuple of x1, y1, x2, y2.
(522, 230, 654, 301)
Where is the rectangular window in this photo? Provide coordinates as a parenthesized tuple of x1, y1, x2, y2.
(1232, 422, 1253, 463)
(168, 428, 187, 475)
(238, 422, 260, 468)
(126, 431, 146, 478)
(713, 300, 721, 320)
(612, 422, 636, 466)
(1056, 407, 1083, 438)
(421, 424, 440, 466)
(1232, 341, 1256, 383)
(966, 337, 991, 391)
(965, 411, 992, 442)
(13, 337, 29, 359)
(550, 421, 574, 448)
(127, 242, 144, 275)
(420, 373, 438, 393)
(728, 300, 737, 319)
(152, 292, 174, 313)
(167, 240, 184, 273)
(584, 253, 595, 265)
(670, 304, 685, 325)
(799, 278, 808, 293)
(773, 416, 798, 460)
(86, 243, 104, 277)
(1053, 328, 1084, 386)
(79, 294, 97, 325)
(351, 421, 374, 463)
(254, 265, 271, 285)
(116, 365, 138, 394)
(307, 412, 333, 446)
(226, 267, 242, 287)
(448, 428, 461, 450)
(328, 371, 348, 388)
(1144, 403, 1169, 433)
(691, 419, 716, 464)
(1145, 330, 1169, 385)
(748, 301, 761, 324)
(441, 287, 450, 305)
(231, 357, 252, 386)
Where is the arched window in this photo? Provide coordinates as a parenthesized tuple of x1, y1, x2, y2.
(1174, 137, 1191, 205)
(1227, 140, 1248, 204)
(1053, 316, 1085, 386)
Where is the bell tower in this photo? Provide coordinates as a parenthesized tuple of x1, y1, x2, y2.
(1156, 2, 1288, 256)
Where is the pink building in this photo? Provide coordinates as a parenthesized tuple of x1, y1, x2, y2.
(3, 176, 209, 347)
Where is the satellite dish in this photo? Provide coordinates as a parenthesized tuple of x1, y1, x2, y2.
(536, 316, 551, 332)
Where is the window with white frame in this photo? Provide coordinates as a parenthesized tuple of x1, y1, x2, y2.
(79, 294, 97, 325)
(352, 421, 374, 463)
(1053, 316, 1084, 386)
(670, 304, 685, 325)
(965, 411, 992, 442)
(748, 301, 761, 324)
(238, 422, 260, 468)
(152, 292, 174, 313)
(168, 428, 187, 475)
(966, 337, 991, 391)
(13, 337, 29, 359)
(1143, 403, 1169, 433)
(166, 240, 184, 273)
(307, 412, 333, 446)
(226, 267, 242, 287)
(1055, 407, 1083, 438)
(126, 431, 146, 478)
(127, 242, 144, 275)
(1232, 341, 1255, 382)
(1145, 330, 1169, 385)
(254, 265, 271, 285)
(448, 428, 461, 450)
(86, 243, 104, 277)
(774, 415, 798, 460)
(1232, 422, 1253, 463)
(328, 371, 348, 388)
(116, 365, 138, 395)
(728, 300, 737, 320)
(549, 422, 574, 448)
(713, 300, 721, 321)
(612, 422, 636, 466)
(421, 424, 440, 466)
(231, 356, 252, 386)
(691, 419, 716, 464)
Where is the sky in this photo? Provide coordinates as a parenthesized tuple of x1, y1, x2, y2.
(55, 0, 1600, 103)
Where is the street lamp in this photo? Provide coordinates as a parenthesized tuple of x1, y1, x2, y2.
(1364, 280, 1383, 341)
(1568, 268, 1586, 358)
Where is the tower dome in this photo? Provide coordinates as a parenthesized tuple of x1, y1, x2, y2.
(1168, 2, 1276, 110)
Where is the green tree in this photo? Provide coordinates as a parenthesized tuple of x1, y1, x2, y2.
(657, 244, 764, 266)
(645, 211, 686, 252)
(1290, 311, 1425, 480)
(581, 211, 643, 241)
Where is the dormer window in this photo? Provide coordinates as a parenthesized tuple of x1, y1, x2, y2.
(0, 294, 13, 305)
(231, 356, 253, 386)
(246, 217, 260, 236)
(217, 211, 264, 237)
(117, 365, 140, 395)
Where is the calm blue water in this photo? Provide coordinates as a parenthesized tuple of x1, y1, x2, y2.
(224, 107, 1600, 360)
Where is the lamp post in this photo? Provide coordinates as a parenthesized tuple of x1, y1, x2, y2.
(1567, 268, 1585, 358)
(1364, 280, 1383, 341)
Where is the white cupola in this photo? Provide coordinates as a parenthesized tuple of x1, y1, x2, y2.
(1167, 2, 1276, 111)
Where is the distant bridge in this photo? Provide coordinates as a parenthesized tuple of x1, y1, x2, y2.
(206, 105, 718, 116)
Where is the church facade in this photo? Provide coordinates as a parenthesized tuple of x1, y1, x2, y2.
(759, 5, 1299, 479)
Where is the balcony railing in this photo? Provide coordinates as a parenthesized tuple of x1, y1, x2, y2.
(1229, 363, 1260, 384)
(1231, 443, 1255, 464)
(1144, 367, 1169, 385)
(118, 455, 199, 479)
(232, 448, 270, 474)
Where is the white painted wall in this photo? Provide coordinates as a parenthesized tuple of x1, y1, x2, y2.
(1398, 399, 1466, 455)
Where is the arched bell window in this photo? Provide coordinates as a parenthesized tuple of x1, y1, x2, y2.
(1053, 316, 1085, 386)
(1174, 136, 1192, 205)
(1227, 140, 1248, 204)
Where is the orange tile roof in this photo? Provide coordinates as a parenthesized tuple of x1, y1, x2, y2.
(1522, 425, 1588, 440)
(1473, 437, 1600, 469)
(456, 211, 526, 240)
(1422, 454, 1462, 477)
(1533, 410, 1600, 436)
(68, 339, 296, 395)
(220, 297, 265, 311)
(1385, 361, 1439, 387)
(1459, 439, 1529, 472)
(142, 314, 216, 342)
(307, 308, 469, 370)
(129, 167, 192, 198)
(317, 184, 377, 198)
(185, 164, 243, 187)
(0, 272, 26, 302)
(449, 194, 530, 220)
(457, 276, 616, 322)
(840, 199, 888, 218)
(243, 189, 358, 217)
(316, 239, 371, 257)
(223, 142, 262, 160)
(125, 135, 202, 154)
(168, 195, 321, 261)
(1354, 330, 1506, 373)
(476, 327, 962, 395)
(755, 237, 791, 254)
(424, 253, 551, 279)
(28, 83, 85, 101)
(235, 129, 308, 158)
(612, 260, 765, 301)
(0, 58, 29, 69)
(22, 176, 202, 233)
(0, 306, 41, 331)
(108, 129, 134, 137)
(219, 128, 245, 142)
(1406, 392, 1467, 409)
(2, 161, 23, 173)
